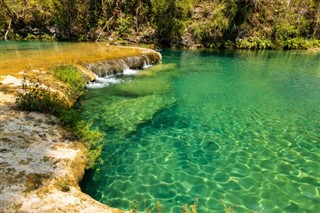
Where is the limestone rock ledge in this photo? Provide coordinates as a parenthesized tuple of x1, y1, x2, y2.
(84, 48, 162, 77)
(0, 46, 162, 213)
(0, 92, 126, 213)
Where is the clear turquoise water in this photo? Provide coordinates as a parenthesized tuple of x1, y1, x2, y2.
(80, 50, 320, 212)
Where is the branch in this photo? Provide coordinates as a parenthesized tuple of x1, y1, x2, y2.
(0, 0, 15, 20)
(95, 16, 114, 42)
(4, 18, 12, 40)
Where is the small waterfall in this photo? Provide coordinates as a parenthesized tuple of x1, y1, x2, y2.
(81, 50, 161, 89)
(122, 64, 138, 75)
(143, 61, 152, 69)
(85, 51, 161, 77)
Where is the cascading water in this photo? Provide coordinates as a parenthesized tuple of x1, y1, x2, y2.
(86, 75, 123, 89)
(85, 54, 156, 89)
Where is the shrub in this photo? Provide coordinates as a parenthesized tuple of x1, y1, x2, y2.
(73, 121, 105, 169)
(189, 1, 230, 48)
(281, 38, 320, 49)
(15, 77, 68, 116)
(155, 0, 193, 46)
(115, 15, 135, 37)
(52, 64, 86, 98)
(236, 37, 274, 49)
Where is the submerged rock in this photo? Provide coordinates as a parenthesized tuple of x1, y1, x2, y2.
(113, 64, 179, 96)
(138, 63, 177, 77)
(101, 95, 176, 134)
(115, 76, 172, 96)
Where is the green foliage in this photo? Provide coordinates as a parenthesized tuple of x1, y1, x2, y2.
(281, 38, 320, 50)
(25, 33, 55, 41)
(73, 121, 105, 169)
(189, 1, 230, 48)
(115, 15, 134, 37)
(154, 0, 193, 46)
(49, 0, 93, 40)
(59, 109, 105, 169)
(1, 0, 319, 46)
(15, 77, 68, 116)
(52, 64, 86, 98)
(236, 37, 274, 49)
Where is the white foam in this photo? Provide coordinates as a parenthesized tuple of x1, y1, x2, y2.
(87, 63, 154, 89)
(123, 68, 138, 75)
(86, 76, 122, 89)
(86, 83, 105, 89)
(121, 63, 138, 75)
(143, 63, 152, 69)
(96, 76, 120, 84)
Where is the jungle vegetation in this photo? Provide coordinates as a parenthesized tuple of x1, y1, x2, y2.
(1, 0, 319, 49)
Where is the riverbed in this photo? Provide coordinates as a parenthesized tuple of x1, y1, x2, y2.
(81, 49, 320, 212)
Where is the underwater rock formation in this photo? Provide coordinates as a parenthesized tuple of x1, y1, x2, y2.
(115, 77, 172, 96)
(100, 95, 176, 134)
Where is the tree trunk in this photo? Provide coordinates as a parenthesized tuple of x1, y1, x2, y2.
(4, 18, 12, 41)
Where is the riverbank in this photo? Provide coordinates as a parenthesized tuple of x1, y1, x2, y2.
(1, 0, 319, 50)
(0, 89, 126, 213)
(0, 45, 161, 212)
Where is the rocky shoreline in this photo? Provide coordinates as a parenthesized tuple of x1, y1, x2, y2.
(0, 47, 161, 212)
(0, 91, 126, 213)
(0, 72, 131, 213)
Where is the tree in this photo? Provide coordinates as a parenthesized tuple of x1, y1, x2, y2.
(155, 0, 193, 46)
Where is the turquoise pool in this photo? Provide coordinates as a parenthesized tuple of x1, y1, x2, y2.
(80, 50, 320, 212)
